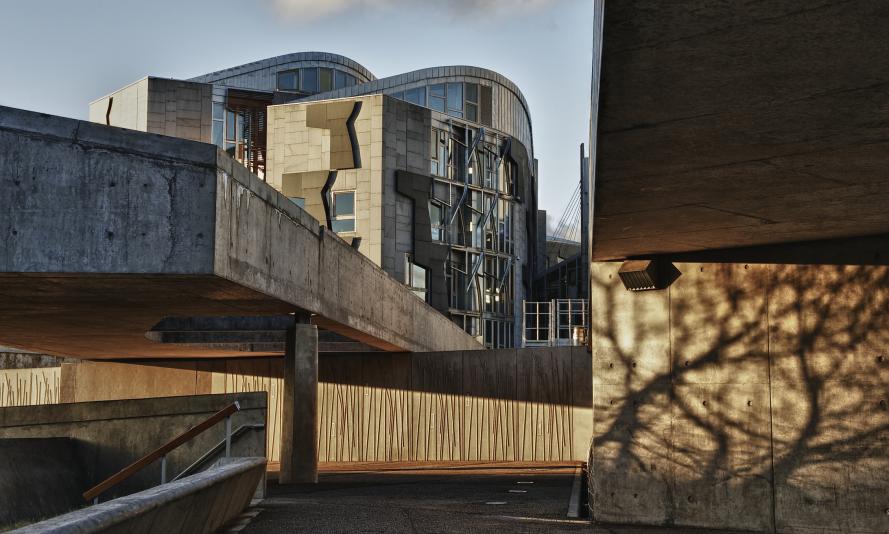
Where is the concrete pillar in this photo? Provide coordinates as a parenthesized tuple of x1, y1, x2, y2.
(279, 321, 318, 484)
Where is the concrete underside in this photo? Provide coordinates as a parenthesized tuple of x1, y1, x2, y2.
(0, 106, 480, 358)
(591, 1, 889, 260)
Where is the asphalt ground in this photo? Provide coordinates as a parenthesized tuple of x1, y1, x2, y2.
(231, 463, 748, 534)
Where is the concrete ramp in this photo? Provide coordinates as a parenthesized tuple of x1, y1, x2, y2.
(0, 106, 480, 358)
(13, 457, 266, 534)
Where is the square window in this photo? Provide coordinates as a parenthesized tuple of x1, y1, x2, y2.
(405, 87, 425, 106)
(430, 84, 445, 98)
(288, 197, 305, 208)
(333, 191, 354, 216)
(277, 70, 298, 91)
(430, 96, 445, 113)
(345, 74, 356, 87)
(300, 68, 319, 93)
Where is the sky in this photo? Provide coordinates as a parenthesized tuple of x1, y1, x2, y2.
(0, 0, 591, 223)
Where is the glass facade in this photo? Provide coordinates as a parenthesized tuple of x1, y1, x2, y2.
(426, 123, 518, 348)
(392, 82, 488, 125)
(277, 67, 357, 95)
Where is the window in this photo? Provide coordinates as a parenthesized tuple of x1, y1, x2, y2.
(404, 87, 426, 106)
(225, 109, 237, 143)
(277, 70, 299, 91)
(300, 68, 318, 93)
(331, 191, 355, 232)
(334, 70, 346, 89)
(429, 201, 446, 241)
(212, 102, 224, 147)
(288, 197, 305, 209)
(429, 84, 446, 112)
(465, 83, 478, 122)
(430, 127, 447, 177)
(319, 68, 333, 92)
(334, 71, 358, 89)
(405, 254, 428, 301)
(446, 83, 463, 118)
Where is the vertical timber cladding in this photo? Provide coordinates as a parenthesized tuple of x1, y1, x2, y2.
(55, 348, 592, 465)
(317, 347, 591, 462)
(588, 261, 889, 533)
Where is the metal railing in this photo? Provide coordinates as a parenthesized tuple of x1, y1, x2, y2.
(82, 401, 241, 504)
(172, 423, 265, 482)
(522, 299, 588, 347)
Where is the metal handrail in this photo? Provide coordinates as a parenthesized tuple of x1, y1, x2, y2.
(82, 401, 241, 503)
(172, 423, 265, 482)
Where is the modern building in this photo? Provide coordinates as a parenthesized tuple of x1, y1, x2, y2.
(89, 52, 539, 348)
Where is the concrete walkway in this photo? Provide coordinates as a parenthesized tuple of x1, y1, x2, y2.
(233, 464, 747, 534)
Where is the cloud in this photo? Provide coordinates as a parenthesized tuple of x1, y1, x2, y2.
(264, 0, 562, 22)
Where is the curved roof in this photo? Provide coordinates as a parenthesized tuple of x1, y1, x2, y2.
(300, 65, 533, 146)
(188, 52, 377, 84)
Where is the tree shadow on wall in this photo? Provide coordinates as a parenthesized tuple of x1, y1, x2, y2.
(589, 263, 889, 532)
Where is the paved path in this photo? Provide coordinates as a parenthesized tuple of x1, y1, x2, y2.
(234, 464, 744, 534)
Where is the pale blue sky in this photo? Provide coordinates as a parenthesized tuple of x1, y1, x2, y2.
(0, 0, 591, 220)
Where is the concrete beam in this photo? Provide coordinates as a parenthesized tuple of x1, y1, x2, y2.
(0, 106, 481, 358)
(279, 322, 318, 484)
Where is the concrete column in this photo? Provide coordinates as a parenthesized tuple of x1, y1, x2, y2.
(279, 321, 318, 484)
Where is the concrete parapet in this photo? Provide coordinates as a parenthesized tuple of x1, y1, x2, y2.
(12, 457, 266, 533)
(0, 392, 267, 503)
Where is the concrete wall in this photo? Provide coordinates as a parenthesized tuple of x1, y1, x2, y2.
(58, 347, 592, 464)
(0, 438, 88, 528)
(383, 97, 431, 281)
(587, 261, 889, 533)
(89, 78, 212, 143)
(16, 457, 265, 534)
(0, 392, 267, 502)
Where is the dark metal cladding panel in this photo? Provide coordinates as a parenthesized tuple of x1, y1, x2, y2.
(480, 85, 493, 127)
